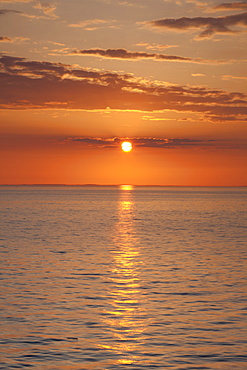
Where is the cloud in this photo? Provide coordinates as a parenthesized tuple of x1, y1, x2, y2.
(135, 42, 178, 50)
(213, 2, 247, 11)
(142, 115, 175, 121)
(67, 136, 216, 149)
(0, 5, 58, 20)
(186, 0, 209, 6)
(205, 114, 247, 122)
(0, 36, 29, 43)
(0, 9, 22, 15)
(221, 74, 247, 80)
(71, 47, 226, 64)
(117, 1, 145, 7)
(32, 1, 58, 19)
(66, 136, 246, 150)
(118, 1, 134, 6)
(0, 55, 246, 122)
(144, 12, 247, 38)
(68, 19, 118, 30)
(0, 0, 32, 2)
(0, 0, 59, 19)
(0, 36, 12, 42)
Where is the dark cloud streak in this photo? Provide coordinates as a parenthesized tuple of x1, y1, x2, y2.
(146, 12, 247, 38)
(72, 48, 223, 64)
(213, 2, 247, 11)
(73, 48, 192, 61)
(0, 36, 12, 41)
(0, 9, 22, 15)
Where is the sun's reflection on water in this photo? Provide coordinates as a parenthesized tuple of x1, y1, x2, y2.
(120, 184, 134, 191)
(100, 185, 148, 365)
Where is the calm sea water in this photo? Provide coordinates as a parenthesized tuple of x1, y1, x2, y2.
(0, 186, 247, 370)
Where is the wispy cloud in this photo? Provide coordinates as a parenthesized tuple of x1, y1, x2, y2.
(0, 2, 59, 19)
(135, 42, 178, 50)
(204, 114, 247, 122)
(117, 1, 145, 8)
(221, 74, 247, 80)
(191, 73, 205, 76)
(32, 1, 59, 19)
(186, 0, 209, 7)
(0, 36, 29, 43)
(0, 0, 32, 2)
(142, 116, 175, 121)
(71, 47, 227, 64)
(0, 55, 246, 122)
(0, 9, 22, 15)
(143, 12, 247, 38)
(68, 19, 118, 30)
(48, 41, 65, 46)
(0, 36, 12, 42)
(118, 1, 134, 6)
(213, 2, 247, 12)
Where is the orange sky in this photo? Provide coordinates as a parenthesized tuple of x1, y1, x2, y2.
(0, 0, 246, 185)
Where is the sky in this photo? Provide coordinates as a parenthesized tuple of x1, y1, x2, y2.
(0, 0, 246, 186)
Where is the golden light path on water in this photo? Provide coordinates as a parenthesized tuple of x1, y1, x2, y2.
(1, 187, 247, 369)
(100, 185, 150, 366)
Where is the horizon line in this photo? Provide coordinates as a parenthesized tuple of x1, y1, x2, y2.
(0, 184, 246, 188)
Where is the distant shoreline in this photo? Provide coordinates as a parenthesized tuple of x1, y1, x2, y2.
(0, 184, 246, 188)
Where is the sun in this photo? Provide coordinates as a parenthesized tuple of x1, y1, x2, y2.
(121, 141, 132, 152)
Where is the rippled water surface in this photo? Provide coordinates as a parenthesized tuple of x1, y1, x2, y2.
(0, 186, 247, 369)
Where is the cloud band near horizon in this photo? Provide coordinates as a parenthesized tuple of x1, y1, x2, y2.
(65, 136, 244, 150)
(67, 136, 212, 149)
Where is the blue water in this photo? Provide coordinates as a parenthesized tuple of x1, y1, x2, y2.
(0, 186, 247, 369)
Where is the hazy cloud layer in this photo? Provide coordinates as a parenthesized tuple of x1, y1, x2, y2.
(0, 55, 246, 122)
(145, 12, 247, 38)
(72, 48, 225, 64)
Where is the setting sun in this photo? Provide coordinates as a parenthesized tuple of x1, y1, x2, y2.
(121, 141, 132, 153)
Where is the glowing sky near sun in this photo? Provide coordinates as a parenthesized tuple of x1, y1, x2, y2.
(0, 0, 246, 185)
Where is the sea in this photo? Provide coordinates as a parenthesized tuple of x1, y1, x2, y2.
(0, 185, 247, 370)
